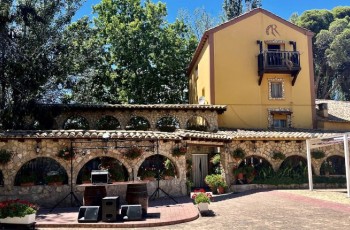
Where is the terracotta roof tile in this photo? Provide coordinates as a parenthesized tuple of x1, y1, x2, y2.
(316, 99, 350, 123)
(0, 129, 344, 142)
(219, 129, 343, 140)
(41, 103, 227, 112)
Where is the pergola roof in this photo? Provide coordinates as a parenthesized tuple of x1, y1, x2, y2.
(306, 132, 350, 198)
(308, 133, 350, 149)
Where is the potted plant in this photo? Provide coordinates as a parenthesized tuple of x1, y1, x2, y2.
(0, 149, 12, 164)
(57, 147, 75, 160)
(233, 167, 245, 182)
(272, 151, 286, 160)
(311, 150, 325, 159)
(192, 192, 212, 212)
(172, 146, 187, 157)
(244, 165, 256, 183)
(124, 146, 143, 159)
(0, 199, 38, 224)
(231, 148, 246, 159)
(19, 173, 36, 186)
(163, 159, 175, 180)
(204, 174, 227, 193)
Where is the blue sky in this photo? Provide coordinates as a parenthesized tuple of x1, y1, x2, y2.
(75, 0, 350, 22)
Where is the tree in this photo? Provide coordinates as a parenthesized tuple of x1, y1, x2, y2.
(0, 0, 83, 129)
(327, 28, 350, 100)
(223, 0, 242, 20)
(295, 9, 334, 34)
(178, 7, 219, 41)
(92, 0, 197, 104)
(293, 7, 350, 100)
(222, 0, 262, 21)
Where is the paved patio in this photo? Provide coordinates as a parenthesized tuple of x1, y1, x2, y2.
(35, 196, 198, 228)
(35, 189, 350, 229)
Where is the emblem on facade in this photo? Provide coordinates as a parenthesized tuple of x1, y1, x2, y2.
(266, 24, 280, 37)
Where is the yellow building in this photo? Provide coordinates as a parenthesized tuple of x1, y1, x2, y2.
(188, 8, 316, 130)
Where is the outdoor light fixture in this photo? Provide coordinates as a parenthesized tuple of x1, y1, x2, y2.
(35, 142, 40, 154)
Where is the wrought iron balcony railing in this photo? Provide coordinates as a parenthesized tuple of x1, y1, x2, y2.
(258, 51, 301, 85)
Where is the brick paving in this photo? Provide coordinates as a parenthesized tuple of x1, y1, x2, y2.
(36, 189, 350, 230)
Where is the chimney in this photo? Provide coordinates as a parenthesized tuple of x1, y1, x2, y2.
(318, 103, 328, 118)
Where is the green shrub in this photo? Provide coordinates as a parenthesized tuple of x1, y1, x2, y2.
(0, 149, 12, 164)
(272, 151, 286, 160)
(205, 174, 227, 189)
(231, 148, 246, 159)
(193, 192, 211, 204)
(311, 150, 325, 159)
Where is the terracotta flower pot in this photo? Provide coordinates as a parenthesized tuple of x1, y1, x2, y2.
(217, 186, 225, 194)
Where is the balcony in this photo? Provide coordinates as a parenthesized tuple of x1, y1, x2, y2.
(258, 51, 301, 85)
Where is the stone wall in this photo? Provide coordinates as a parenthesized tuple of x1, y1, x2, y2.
(54, 109, 219, 131)
(222, 140, 347, 187)
(0, 137, 347, 207)
(0, 139, 187, 207)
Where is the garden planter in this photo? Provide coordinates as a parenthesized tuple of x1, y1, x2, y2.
(0, 213, 36, 224)
(20, 182, 35, 187)
(48, 181, 63, 186)
(143, 177, 155, 181)
(164, 176, 174, 180)
(237, 173, 244, 180)
(217, 186, 225, 194)
(197, 203, 209, 212)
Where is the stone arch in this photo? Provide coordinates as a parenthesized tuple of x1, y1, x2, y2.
(320, 155, 345, 176)
(14, 157, 69, 186)
(186, 115, 210, 131)
(156, 116, 180, 132)
(239, 155, 273, 170)
(233, 155, 273, 184)
(137, 154, 179, 180)
(126, 116, 151, 131)
(96, 116, 121, 130)
(76, 156, 128, 184)
(278, 155, 315, 175)
(0, 170, 3, 186)
(63, 115, 89, 129)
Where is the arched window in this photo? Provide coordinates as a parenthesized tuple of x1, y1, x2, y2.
(126, 116, 150, 131)
(234, 156, 273, 184)
(77, 157, 128, 184)
(156, 116, 179, 132)
(63, 115, 89, 129)
(138, 155, 177, 180)
(96, 116, 121, 130)
(14, 157, 68, 186)
(279, 155, 309, 177)
(186, 116, 209, 131)
(320, 155, 345, 176)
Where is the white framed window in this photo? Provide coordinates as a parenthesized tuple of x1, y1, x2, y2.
(273, 118, 287, 128)
(268, 109, 292, 129)
(268, 78, 284, 100)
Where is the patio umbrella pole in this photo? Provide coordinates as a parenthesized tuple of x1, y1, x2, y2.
(149, 140, 177, 204)
(49, 141, 82, 212)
